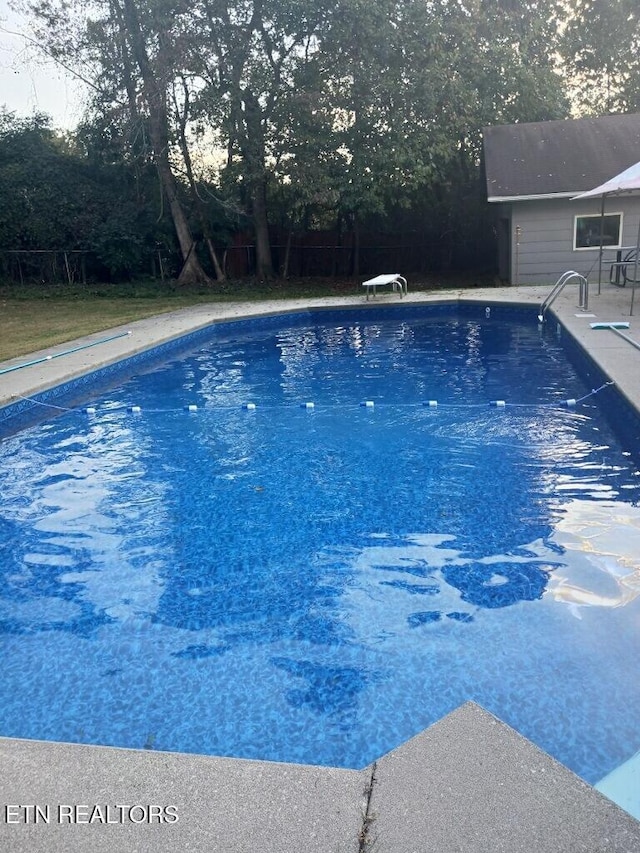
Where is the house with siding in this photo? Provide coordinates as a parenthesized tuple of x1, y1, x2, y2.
(482, 113, 640, 285)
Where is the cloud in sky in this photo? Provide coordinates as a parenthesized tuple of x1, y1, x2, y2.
(0, 2, 86, 130)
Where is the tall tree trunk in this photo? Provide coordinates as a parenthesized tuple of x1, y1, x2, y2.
(173, 81, 225, 282)
(283, 227, 293, 279)
(119, 0, 212, 286)
(251, 178, 273, 279)
(351, 214, 360, 279)
(238, 90, 274, 279)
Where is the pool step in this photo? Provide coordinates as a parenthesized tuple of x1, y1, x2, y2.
(595, 749, 640, 820)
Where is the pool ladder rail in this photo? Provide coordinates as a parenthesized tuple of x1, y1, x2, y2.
(538, 270, 589, 323)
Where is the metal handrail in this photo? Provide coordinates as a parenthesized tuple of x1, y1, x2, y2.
(538, 271, 589, 322)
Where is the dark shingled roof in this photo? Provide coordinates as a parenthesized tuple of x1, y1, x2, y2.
(483, 113, 640, 200)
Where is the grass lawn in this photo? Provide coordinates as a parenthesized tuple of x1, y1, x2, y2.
(0, 274, 484, 363)
(0, 278, 360, 362)
(0, 296, 215, 362)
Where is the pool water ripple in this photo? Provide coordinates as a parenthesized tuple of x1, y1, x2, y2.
(1, 309, 639, 782)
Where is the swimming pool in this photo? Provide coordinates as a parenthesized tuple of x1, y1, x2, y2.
(1, 304, 639, 785)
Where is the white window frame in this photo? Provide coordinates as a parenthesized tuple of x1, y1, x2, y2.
(573, 212, 623, 251)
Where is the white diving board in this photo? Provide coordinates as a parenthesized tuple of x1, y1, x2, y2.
(362, 273, 408, 301)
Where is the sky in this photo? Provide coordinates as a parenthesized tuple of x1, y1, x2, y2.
(0, 0, 86, 130)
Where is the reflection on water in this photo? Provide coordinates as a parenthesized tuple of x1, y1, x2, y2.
(548, 499, 640, 611)
(0, 418, 168, 636)
(335, 532, 562, 644)
(0, 311, 640, 782)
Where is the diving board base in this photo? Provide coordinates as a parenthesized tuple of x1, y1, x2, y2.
(362, 274, 408, 300)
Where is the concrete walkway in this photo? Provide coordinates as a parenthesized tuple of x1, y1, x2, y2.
(2, 702, 640, 853)
(1, 281, 640, 851)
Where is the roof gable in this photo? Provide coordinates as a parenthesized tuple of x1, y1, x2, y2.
(483, 113, 640, 201)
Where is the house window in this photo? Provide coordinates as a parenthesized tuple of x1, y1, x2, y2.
(574, 213, 622, 250)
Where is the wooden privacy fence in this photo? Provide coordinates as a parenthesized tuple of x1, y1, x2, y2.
(0, 233, 495, 284)
(224, 234, 494, 278)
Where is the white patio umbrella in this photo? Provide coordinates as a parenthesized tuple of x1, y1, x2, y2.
(573, 160, 640, 314)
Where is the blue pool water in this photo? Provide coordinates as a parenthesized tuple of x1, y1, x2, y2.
(1, 305, 640, 783)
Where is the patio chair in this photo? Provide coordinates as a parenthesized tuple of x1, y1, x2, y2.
(609, 248, 640, 287)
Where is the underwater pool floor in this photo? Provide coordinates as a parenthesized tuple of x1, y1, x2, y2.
(1, 286, 640, 850)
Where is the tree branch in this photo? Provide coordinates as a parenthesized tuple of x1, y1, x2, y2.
(0, 24, 102, 95)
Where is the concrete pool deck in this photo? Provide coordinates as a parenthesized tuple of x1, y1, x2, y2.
(1, 281, 640, 851)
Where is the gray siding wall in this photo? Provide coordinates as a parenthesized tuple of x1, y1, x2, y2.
(506, 197, 640, 285)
